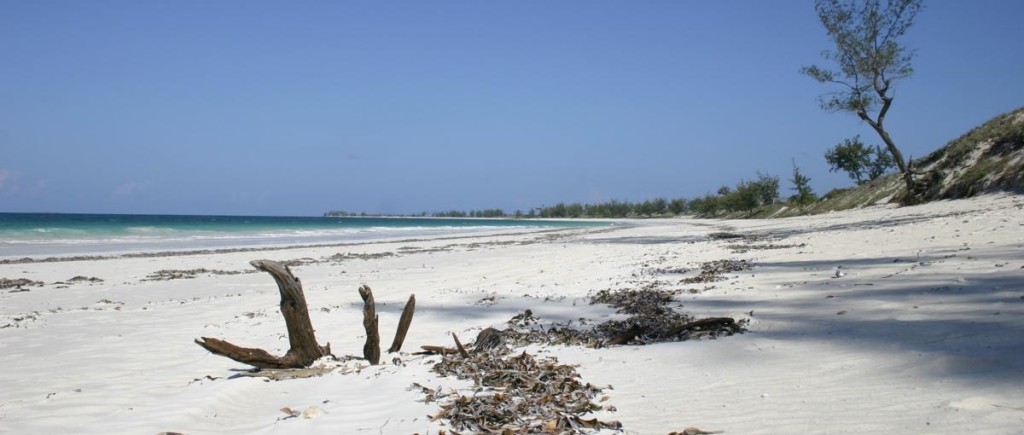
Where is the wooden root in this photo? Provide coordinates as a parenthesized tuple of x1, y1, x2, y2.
(605, 317, 739, 346)
(452, 332, 470, 358)
(359, 285, 381, 365)
(195, 260, 330, 369)
(663, 317, 738, 337)
(387, 294, 416, 353)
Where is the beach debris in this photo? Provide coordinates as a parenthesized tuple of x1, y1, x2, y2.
(329, 251, 396, 262)
(590, 286, 744, 345)
(280, 406, 302, 419)
(0, 277, 44, 290)
(301, 405, 324, 419)
(233, 364, 339, 381)
(427, 346, 621, 433)
(1, 311, 43, 328)
(709, 232, 745, 240)
(358, 285, 417, 364)
(680, 259, 753, 284)
(67, 275, 104, 284)
(52, 275, 105, 288)
(388, 293, 416, 353)
(669, 428, 724, 435)
(195, 260, 332, 369)
(146, 268, 245, 281)
(428, 286, 745, 353)
(451, 332, 470, 358)
(473, 327, 506, 353)
(359, 285, 381, 365)
(195, 260, 416, 369)
(727, 242, 806, 254)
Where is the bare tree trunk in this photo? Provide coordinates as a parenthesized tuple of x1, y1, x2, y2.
(195, 260, 330, 369)
(358, 285, 381, 365)
(870, 123, 914, 191)
(387, 294, 416, 353)
(860, 100, 915, 197)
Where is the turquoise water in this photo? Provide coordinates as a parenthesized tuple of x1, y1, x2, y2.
(0, 213, 609, 257)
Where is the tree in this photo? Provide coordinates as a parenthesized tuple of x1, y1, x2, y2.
(867, 143, 896, 180)
(801, 0, 924, 198)
(668, 198, 688, 215)
(790, 159, 817, 206)
(754, 173, 780, 206)
(825, 136, 896, 185)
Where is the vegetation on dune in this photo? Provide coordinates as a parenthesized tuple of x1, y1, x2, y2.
(789, 160, 817, 207)
(825, 136, 896, 185)
(802, 0, 924, 201)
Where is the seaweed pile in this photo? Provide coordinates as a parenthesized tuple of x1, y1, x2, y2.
(422, 286, 745, 433)
(0, 278, 44, 290)
(493, 286, 746, 349)
(144, 268, 248, 281)
(679, 259, 752, 285)
(427, 347, 621, 433)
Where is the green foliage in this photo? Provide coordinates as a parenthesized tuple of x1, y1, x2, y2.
(530, 197, 680, 218)
(802, 0, 922, 195)
(825, 136, 895, 185)
(867, 144, 896, 180)
(789, 159, 817, 206)
(800, 0, 923, 115)
(668, 198, 688, 215)
(688, 172, 781, 217)
(688, 194, 721, 216)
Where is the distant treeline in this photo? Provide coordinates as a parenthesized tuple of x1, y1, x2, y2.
(326, 171, 811, 219)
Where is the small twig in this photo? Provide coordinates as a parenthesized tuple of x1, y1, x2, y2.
(452, 333, 469, 358)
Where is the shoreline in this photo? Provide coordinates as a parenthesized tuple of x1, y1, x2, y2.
(1, 194, 1021, 433)
(0, 224, 630, 265)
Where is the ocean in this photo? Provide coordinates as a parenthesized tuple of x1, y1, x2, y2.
(0, 213, 610, 258)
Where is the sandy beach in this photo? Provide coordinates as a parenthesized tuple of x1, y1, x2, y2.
(2, 193, 1022, 434)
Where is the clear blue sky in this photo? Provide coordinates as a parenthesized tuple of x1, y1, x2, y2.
(2, 1, 1022, 215)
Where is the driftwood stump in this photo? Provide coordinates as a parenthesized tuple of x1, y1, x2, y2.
(388, 294, 416, 353)
(195, 260, 330, 369)
(358, 285, 381, 365)
(195, 260, 417, 369)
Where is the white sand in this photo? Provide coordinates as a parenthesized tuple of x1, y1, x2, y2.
(2, 194, 1022, 434)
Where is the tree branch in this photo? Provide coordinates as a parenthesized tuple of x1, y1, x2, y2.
(195, 260, 330, 369)
(387, 294, 416, 353)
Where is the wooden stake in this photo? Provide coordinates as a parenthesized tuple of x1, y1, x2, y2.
(452, 332, 469, 358)
(359, 285, 381, 365)
(387, 294, 416, 353)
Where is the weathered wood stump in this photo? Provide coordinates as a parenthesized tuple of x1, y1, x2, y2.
(195, 260, 330, 369)
(358, 285, 381, 365)
(388, 294, 416, 353)
(196, 260, 417, 369)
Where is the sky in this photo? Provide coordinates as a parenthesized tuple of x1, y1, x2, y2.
(1, 1, 1022, 216)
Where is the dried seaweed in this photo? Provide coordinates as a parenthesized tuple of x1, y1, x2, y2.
(430, 349, 620, 434)
(144, 269, 246, 281)
(708, 232, 745, 240)
(426, 283, 747, 433)
(328, 251, 396, 262)
(679, 259, 752, 284)
(0, 278, 44, 289)
(495, 285, 745, 350)
(726, 242, 806, 254)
